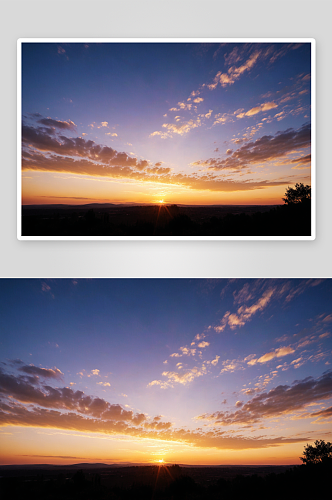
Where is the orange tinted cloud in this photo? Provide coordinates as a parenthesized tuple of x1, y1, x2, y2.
(236, 102, 278, 118)
(0, 364, 309, 451)
(22, 120, 308, 194)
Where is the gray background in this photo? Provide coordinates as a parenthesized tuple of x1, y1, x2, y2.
(1, 0, 330, 278)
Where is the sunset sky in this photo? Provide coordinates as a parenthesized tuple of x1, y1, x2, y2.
(20, 40, 312, 206)
(1, 278, 331, 466)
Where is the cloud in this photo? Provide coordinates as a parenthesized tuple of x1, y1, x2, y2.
(0, 362, 313, 451)
(224, 46, 243, 66)
(284, 279, 323, 303)
(198, 341, 210, 348)
(197, 371, 332, 426)
(274, 111, 286, 121)
(208, 50, 261, 90)
(193, 123, 311, 172)
(220, 359, 244, 374)
(148, 361, 209, 388)
(41, 282, 52, 293)
(233, 282, 257, 305)
(22, 119, 305, 194)
(269, 43, 302, 64)
(251, 346, 296, 365)
(161, 366, 206, 385)
(169, 102, 192, 112)
(147, 379, 171, 389)
(0, 396, 308, 450)
(170, 346, 196, 358)
(309, 406, 332, 421)
(37, 118, 76, 131)
(198, 340, 210, 348)
(213, 113, 229, 126)
(210, 355, 220, 366)
(151, 117, 203, 138)
(90, 369, 100, 376)
(18, 364, 63, 380)
(0, 365, 146, 424)
(220, 287, 275, 331)
(193, 97, 204, 103)
(236, 102, 278, 119)
(290, 154, 311, 168)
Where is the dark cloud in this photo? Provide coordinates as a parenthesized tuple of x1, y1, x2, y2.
(197, 371, 332, 426)
(0, 367, 144, 423)
(309, 406, 332, 420)
(19, 364, 63, 380)
(193, 124, 311, 172)
(37, 118, 76, 131)
(291, 154, 311, 165)
(269, 43, 302, 65)
(22, 125, 96, 157)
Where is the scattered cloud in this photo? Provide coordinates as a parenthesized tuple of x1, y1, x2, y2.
(198, 341, 210, 348)
(216, 287, 275, 332)
(208, 50, 261, 90)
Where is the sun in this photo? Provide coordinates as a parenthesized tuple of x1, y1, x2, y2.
(157, 459, 164, 464)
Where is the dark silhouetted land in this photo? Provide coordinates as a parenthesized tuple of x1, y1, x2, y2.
(1, 460, 330, 499)
(21, 201, 311, 237)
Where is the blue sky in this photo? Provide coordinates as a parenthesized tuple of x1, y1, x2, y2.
(21, 41, 312, 206)
(0, 279, 331, 465)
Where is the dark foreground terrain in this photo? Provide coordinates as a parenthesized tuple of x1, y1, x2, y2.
(0, 461, 329, 500)
(21, 201, 311, 237)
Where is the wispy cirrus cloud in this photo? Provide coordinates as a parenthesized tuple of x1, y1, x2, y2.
(207, 50, 262, 90)
(215, 287, 275, 332)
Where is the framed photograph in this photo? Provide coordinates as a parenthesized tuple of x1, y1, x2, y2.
(18, 39, 315, 240)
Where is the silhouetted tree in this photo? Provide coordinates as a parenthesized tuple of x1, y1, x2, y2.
(283, 183, 311, 204)
(300, 440, 332, 464)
